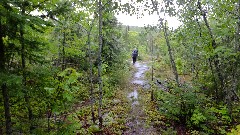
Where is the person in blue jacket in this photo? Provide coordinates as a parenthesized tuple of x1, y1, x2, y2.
(132, 48, 138, 64)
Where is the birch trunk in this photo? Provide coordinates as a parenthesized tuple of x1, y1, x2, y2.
(87, 19, 96, 124)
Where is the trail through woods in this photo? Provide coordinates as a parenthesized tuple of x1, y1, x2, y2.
(123, 61, 158, 135)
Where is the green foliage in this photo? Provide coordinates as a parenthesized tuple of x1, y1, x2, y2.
(155, 81, 239, 134)
(190, 109, 207, 126)
(156, 83, 206, 122)
(176, 57, 186, 74)
(227, 125, 240, 135)
(161, 127, 177, 135)
(1, 0, 240, 134)
(88, 125, 101, 133)
(0, 72, 22, 86)
(209, 106, 231, 125)
(45, 68, 88, 114)
(154, 81, 236, 134)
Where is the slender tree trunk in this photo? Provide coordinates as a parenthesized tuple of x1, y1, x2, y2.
(47, 105, 52, 133)
(62, 31, 66, 71)
(0, 13, 12, 135)
(2, 84, 12, 135)
(20, 6, 34, 133)
(197, 0, 224, 101)
(208, 58, 219, 101)
(151, 34, 154, 101)
(98, 0, 103, 129)
(0, 16, 5, 70)
(163, 21, 180, 86)
(151, 0, 179, 86)
(87, 19, 96, 124)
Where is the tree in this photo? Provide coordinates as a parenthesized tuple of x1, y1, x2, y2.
(151, 0, 180, 86)
(97, 0, 103, 129)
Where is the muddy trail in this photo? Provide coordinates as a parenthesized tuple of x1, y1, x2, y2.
(123, 62, 158, 135)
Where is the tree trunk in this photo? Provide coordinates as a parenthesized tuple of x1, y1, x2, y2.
(208, 58, 219, 101)
(47, 108, 51, 133)
(1, 11, 12, 135)
(197, 0, 224, 101)
(0, 16, 5, 70)
(2, 84, 12, 135)
(87, 19, 96, 124)
(98, 0, 103, 129)
(151, 34, 154, 101)
(20, 6, 34, 133)
(151, 0, 179, 86)
(62, 31, 66, 71)
(163, 21, 180, 86)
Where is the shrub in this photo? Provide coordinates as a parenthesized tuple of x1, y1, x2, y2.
(154, 81, 235, 134)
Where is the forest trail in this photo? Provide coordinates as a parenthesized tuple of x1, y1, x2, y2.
(123, 61, 158, 135)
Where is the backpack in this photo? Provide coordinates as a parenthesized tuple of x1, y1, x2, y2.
(132, 49, 138, 57)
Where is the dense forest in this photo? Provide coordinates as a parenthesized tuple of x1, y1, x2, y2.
(0, 0, 240, 134)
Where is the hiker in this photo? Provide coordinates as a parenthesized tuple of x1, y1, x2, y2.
(132, 48, 138, 64)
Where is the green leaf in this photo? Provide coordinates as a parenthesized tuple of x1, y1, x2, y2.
(44, 87, 55, 94)
(63, 92, 73, 101)
(68, 75, 78, 84)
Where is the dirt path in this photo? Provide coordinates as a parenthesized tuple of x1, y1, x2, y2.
(123, 62, 158, 135)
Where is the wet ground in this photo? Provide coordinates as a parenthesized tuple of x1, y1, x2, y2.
(124, 62, 158, 135)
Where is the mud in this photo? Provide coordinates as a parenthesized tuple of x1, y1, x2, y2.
(124, 62, 158, 135)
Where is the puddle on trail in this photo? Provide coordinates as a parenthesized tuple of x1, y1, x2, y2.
(125, 62, 157, 135)
(132, 80, 145, 85)
(127, 89, 139, 105)
(133, 62, 149, 79)
(128, 62, 149, 106)
(131, 62, 150, 88)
